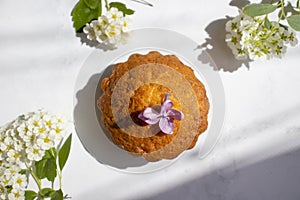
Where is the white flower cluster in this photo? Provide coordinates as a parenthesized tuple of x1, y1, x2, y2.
(83, 7, 130, 46)
(0, 110, 71, 200)
(226, 12, 298, 60)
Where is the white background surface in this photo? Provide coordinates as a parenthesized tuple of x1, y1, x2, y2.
(1, 0, 300, 199)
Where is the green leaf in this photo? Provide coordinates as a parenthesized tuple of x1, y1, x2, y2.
(109, 2, 135, 15)
(40, 188, 54, 197)
(35, 159, 47, 179)
(58, 134, 72, 171)
(45, 158, 57, 182)
(264, 16, 272, 29)
(20, 169, 27, 175)
(84, 0, 101, 9)
(35, 150, 57, 182)
(44, 149, 52, 159)
(50, 189, 64, 200)
(35, 149, 53, 179)
(71, 0, 102, 32)
(243, 3, 277, 17)
(25, 190, 37, 200)
(287, 14, 300, 31)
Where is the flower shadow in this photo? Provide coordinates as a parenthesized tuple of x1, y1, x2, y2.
(198, 0, 252, 72)
(76, 32, 117, 51)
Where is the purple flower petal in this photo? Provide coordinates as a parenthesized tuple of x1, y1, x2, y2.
(162, 100, 173, 112)
(138, 107, 160, 125)
(159, 117, 174, 134)
(161, 94, 173, 113)
(167, 109, 184, 120)
(138, 112, 149, 122)
(138, 93, 184, 135)
(142, 107, 160, 118)
(144, 117, 161, 125)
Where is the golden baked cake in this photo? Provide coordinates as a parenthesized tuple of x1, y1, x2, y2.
(97, 51, 209, 162)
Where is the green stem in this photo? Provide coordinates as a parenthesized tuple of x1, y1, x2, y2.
(26, 162, 45, 200)
(279, 0, 286, 21)
(31, 169, 42, 191)
(105, 0, 110, 11)
(50, 148, 56, 158)
(262, 0, 285, 40)
(26, 162, 42, 190)
(58, 169, 63, 190)
(56, 142, 63, 190)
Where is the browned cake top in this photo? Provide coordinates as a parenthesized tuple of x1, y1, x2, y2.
(98, 51, 209, 161)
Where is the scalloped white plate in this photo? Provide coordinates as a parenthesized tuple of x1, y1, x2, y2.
(73, 28, 225, 173)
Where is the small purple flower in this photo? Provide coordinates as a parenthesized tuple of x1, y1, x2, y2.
(138, 94, 184, 134)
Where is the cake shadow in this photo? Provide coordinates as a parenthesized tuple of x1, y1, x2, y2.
(74, 65, 148, 170)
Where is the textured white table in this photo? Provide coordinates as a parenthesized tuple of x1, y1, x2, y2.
(1, 0, 300, 199)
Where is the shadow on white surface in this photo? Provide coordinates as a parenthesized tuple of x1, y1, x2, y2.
(76, 32, 117, 51)
(142, 148, 300, 200)
(73, 65, 148, 170)
(229, 0, 250, 8)
(198, 0, 252, 72)
(74, 147, 300, 200)
(140, 103, 300, 200)
(72, 28, 227, 173)
(140, 104, 300, 200)
(74, 103, 300, 199)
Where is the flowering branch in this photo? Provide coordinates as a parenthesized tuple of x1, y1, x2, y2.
(226, 0, 300, 60)
(0, 110, 72, 200)
(71, 0, 151, 47)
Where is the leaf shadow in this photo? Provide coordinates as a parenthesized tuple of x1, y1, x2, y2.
(229, 0, 250, 9)
(282, 1, 300, 17)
